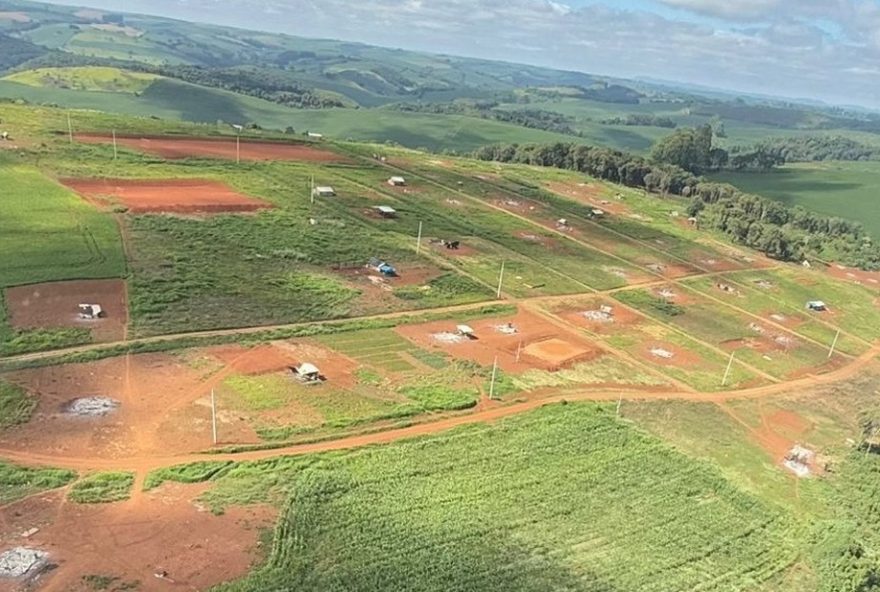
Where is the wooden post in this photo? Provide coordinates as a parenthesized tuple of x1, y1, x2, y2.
(828, 329, 841, 359)
(416, 221, 423, 255)
(515, 341, 522, 363)
(496, 261, 505, 299)
(112, 129, 118, 160)
(67, 113, 73, 144)
(488, 356, 499, 400)
(211, 388, 218, 445)
(721, 352, 735, 387)
(236, 133, 241, 164)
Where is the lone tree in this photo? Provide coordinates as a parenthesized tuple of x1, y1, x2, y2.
(650, 124, 727, 174)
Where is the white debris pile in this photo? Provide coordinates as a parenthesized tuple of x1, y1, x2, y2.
(748, 323, 766, 335)
(650, 348, 674, 359)
(774, 335, 797, 348)
(657, 288, 676, 300)
(431, 332, 464, 344)
(63, 397, 120, 417)
(783, 445, 815, 478)
(582, 309, 614, 323)
(755, 280, 775, 289)
(0, 548, 48, 578)
(606, 268, 628, 279)
(647, 263, 666, 274)
(770, 313, 787, 322)
(495, 323, 518, 335)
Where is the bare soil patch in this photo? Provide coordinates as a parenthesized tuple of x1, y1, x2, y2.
(75, 134, 349, 163)
(638, 342, 703, 369)
(557, 300, 644, 334)
(61, 178, 273, 214)
(0, 485, 273, 592)
(396, 309, 603, 373)
(5, 279, 127, 342)
(545, 181, 629, 215)
(0, 351, 268, 459)
(827, 264, 880, 290)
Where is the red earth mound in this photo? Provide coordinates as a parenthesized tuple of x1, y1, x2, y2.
(61, 178, 273, 214)
(4, 279, 127, 342)
(75, 133, 348, 162)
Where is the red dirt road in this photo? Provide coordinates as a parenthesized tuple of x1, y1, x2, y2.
(61, 178, 273, 214)
(75, 134, 348, 162)
(5, 280, 127, 343)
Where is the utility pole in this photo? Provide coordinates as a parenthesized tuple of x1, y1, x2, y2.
(488, 356, 499, 400)
(515, 341, 523, 363)
(67, 113, 73, 144)
(721, 351, 735, 387)
(616, 392, 623, 418)
(310, 176, 315, 205)
(112, 129, 118, 161)
(496, 261, 505, 299)
(236, 133, 241, 164)
(416, 221, 423, 255)
(210, 388, 218, 445)
(828, 329, 841, 359)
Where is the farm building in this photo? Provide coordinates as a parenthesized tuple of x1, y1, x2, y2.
(388, 176, 407, 187)
(292, 363, 322, 383)
(78, 304, 104, 320)
(591, 209, 605, 217)
(313, 186, 336, 198)
(806, 300, 828, 312)
(374, 205, 398, 218)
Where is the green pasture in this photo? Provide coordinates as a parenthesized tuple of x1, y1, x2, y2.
(713, 161, 880, 239)
(198, 404, 800, 592)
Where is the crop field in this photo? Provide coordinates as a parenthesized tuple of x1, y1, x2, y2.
(2, 66, 159, 93)
(714, 161, 880, 239)
(202, 404, 801, 592)
(0, 165, 125, 288)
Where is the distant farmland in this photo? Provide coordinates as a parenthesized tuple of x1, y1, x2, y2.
(713, 161, 880, 239)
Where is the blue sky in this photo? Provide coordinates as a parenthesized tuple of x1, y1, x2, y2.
(48, 0, 880, 109)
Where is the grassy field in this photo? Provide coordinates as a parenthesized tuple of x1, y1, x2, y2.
(0, 378, 36, 428)
(68, 471, 135, 503)
(197, 403, 800, 592)
(3, 66, 159, 93)
(0, 165, 125, 288)
(713, 161, 880, 239)
(0, 460, 75, 504)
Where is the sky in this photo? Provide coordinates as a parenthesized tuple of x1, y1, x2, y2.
(46, 0, 880, 109)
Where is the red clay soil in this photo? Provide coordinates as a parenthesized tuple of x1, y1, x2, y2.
(827, 264, 880, 291)
(75, 134, 348, 162)
(0, 348, 295, 460)
(687, 250, 745, 272)
(206, 343, 303, 376)
(0, 485, 273, 592)
(4, 280, 127, 342)
(61, 178, 273, 214)
(558, 300, 644, 334)
(395, 309, 604, 373)
(544, 181, 629, 215)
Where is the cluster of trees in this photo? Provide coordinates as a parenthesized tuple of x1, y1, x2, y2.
(730, 136, 880, 164)
(390, 102, 581, 136)
(0, 34, 47, 73)
(649, 124, 729, 173)
(473, 139, 880, 270)
(601, 114, 677, 128)
(147, 65, 347, 108)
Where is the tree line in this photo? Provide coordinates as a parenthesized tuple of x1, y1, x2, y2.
(730, 135, 880, 164)
(473, 139, 880, 270)
(389, 101, 581, 136)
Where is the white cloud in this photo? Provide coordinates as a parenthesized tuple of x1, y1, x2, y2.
(44, 0, 880, 108)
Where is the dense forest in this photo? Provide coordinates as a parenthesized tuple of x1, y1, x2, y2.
(474, 139, 880, 270)
(601, 114, 677, 128)
(730, 136, 880, 163)
(0, 34, 47, 72)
